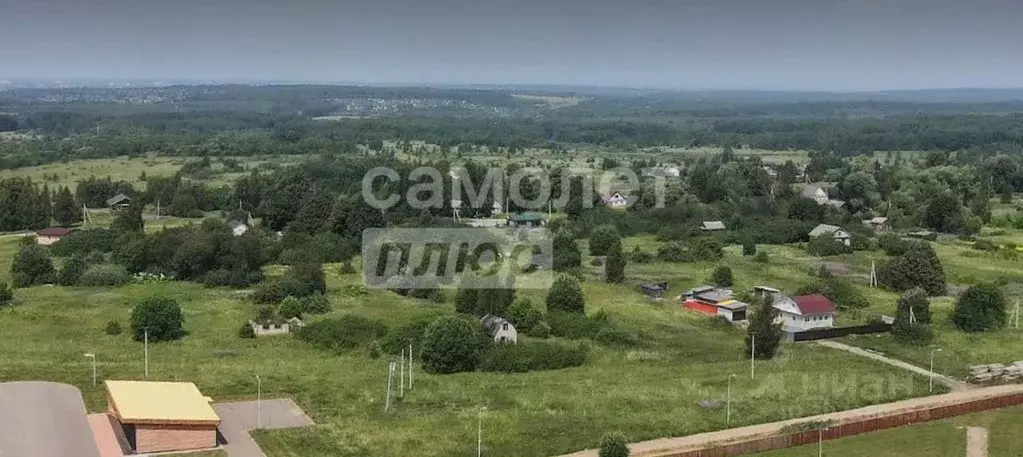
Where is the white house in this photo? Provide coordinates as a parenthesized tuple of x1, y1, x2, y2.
(809, 224, 851, 246)
(228, 220, 248, 237)
(481, 315, 517, 344)
(772, 294, 836, 331)
(701, 221, 726, 231)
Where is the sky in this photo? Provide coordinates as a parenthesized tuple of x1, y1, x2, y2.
(2, 0, 1023, 90)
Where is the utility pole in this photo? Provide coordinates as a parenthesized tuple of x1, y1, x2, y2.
(385, 362, 396, 412)
(256, 375, 262, 429)
(400, 349, 405, 398)
(929, 348, 942, 393)
(477, 406, 487, 457)
(407, 339, 414, 389)
(84, 353, 97, 386)
(750, 335, 756, 380)
(155, 199, 160, 220)
(726, 374, 736, 426)
(144, 328, 149, 379)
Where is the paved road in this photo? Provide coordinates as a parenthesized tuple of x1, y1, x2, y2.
(967, 427, 988, 457)
(213, 399, 314, 457)
(815, 341, 971, 392)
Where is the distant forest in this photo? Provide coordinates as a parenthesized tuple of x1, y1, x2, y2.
(2, 85, 1023, 168)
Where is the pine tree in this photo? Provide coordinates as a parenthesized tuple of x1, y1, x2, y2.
(53, 186, 82, 227)
(605, 239, 626, 283)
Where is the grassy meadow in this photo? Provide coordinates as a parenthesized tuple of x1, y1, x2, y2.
(0, 231, 942, 457)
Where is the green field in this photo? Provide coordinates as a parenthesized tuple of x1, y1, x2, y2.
(0, 232, 942, 457)
(753, 406, 1023, 456)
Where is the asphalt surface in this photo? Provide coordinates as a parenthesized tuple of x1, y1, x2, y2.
(0, 381, 102, 457)
(213, 399, 314, 457)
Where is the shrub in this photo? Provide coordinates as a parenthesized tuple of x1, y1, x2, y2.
(478, 341, 588, 372)
(951, 283, 1007, 333)
(657, 242, 685, 262)
(630, 246, 653, 263)
(202, 268, 264, 288)
(599, 432, 630, 457)
(79, 264, 132, 287)
(10, 244, 55, 287)
(302, 293, 331, 315)
(742, 240, 757, 256)
(295, 315, 389, 352)
(508, 298, 544, 332)
(238, 322, 256, 339)
(605, 241, 626, 284)
(57, 255, 88, 286)
(547, 275, 586, 314)
(50, 229, 117, 257)
(589, 225, 620, 256)
(807, 237, 852, 256)
(340, 261, 357, 275)
(130, 296, 184, 342)
(420, 315, 489, 374)
(381, 317, 435, 354)
(895, 287, 932, 325)
(753, 251, 769, 263)
(368, 340, 383, 359)
(278, 296, 305, 319)
(590, 257, 604, 266)
(892, 321, 933, 345)
(973, 239, 999, 252)
(879, 241, 946, 296)
(0, 282, 12, 307)
(711, 266, 733, 287)
(104, 320, 123, 336)
(878, 233, 908, 256)
(527, 321, 552, 338)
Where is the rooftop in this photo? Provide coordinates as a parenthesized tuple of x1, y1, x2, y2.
(36, 227, 75, 237)
(791, 294, 837, 316)
(105, 380, 220, 425)
(702, 221, 726, 231)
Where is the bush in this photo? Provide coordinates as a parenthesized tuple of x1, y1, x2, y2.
(879, 241, 947, 296)
(892, 321, 933, 345)
(630, 246, 653, 263)
(878, 233, 909, 256)
(478, 341, 588, 372)
(590, 257, 605, 266)
(796, 278, 869, 310)
(547, 275, 586, 314)
(340, 261, 357, 275)
(420, 315, 489, 374)
(553, 231, 582, 271)
(50, 229, 117, 257)
(295, 315, 389, 351)
(599, 432, 630, 457)
(302, 293, 331, 315)
(104, 320, 123, 336)
(895, 287, 932, 325)
(753, 251, 769, 263)
(130, 296, 184, 342)
(10, 244, 55, 287)
(238, 322, 256, 339)
(57, 255, 88, 286)
(278, 296, 305, 319)
(202, 269, 264, 288)
(381, 317, 434, 354)
(951, 283, 1007, 333)
(508, 298, 544, 333)
(0, 282, 12, 307)
(742, 241, 757, 256)
(605, 241, 626, 284)
(589, 225, 620, 256)
(711, 266, 733, 287)
(527, 321, 552, 338)
(807, 237, 852, 256)
(973, 239, 999, 252)
(79, 264, 132, 287)
(657, 242, 686, 262)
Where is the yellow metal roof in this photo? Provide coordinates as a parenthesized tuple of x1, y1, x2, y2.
(104, 381, 220, 425)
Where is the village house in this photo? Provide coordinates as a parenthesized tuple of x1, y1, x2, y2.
(862, 216, 890, 232)
(809, 224, 851, 246)
(772, 294, 837, 331)
(481, 314, 517, 344)
(35, 227, 75, 245)
(683, 286, 749, 322)
(800, 184, 845, 209)
(601, 192, 637, 210)
(701, 221, 726, 232)
(106, 193, 132, 210)
(508, 212, 546, 228)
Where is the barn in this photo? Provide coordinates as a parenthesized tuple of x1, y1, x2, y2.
(104, 380, 221, 454)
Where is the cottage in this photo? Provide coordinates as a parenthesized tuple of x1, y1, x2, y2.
(508, 212, 546, 228)
(481, 314, 517, 344)
(106, 193, 132, 210)
(601, 192, 637, 210)
(809, 224, 851, 246)
(35, 227, 75, 245)
(772, 294, 837, 331)
(701, 221, 726, 231)
(682, 286, 748, 322)
(227, 220, 248, 236)
(801, 185, 831, 205)
(862, 217, 890, 232)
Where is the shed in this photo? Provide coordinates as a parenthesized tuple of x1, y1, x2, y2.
(481, 314, 517, 344)
(0, 381, 102, 457)
(104, 381, 221, 454)
(701, 221, 726, 231)
(35, 227, 75, 245)
(106, 193, 131, 209)
(508, 212, 546, 228)
(862, 216, 890, 232)
(641, 282, 670, 298)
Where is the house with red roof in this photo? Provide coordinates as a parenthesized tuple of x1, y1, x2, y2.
(772, 294, 836, 331)
(35, 227, 75, 246)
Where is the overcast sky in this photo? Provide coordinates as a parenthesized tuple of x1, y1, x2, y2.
(2, 0, 1022, 90)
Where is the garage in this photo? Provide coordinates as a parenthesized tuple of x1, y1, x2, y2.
(105, 380, 221, 454)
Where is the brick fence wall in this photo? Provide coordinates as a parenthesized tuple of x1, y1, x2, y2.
(663, 391, 1023, 457)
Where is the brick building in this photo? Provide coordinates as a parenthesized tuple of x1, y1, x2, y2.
(104, 380, 221, 453)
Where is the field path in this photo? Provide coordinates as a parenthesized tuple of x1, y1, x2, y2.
(967, 427, 988, 457)
(816, 341, 971, 392)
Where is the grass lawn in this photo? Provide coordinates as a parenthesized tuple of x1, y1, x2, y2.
(0, 233, 941, 457)
(752, 406, 1023, 457)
